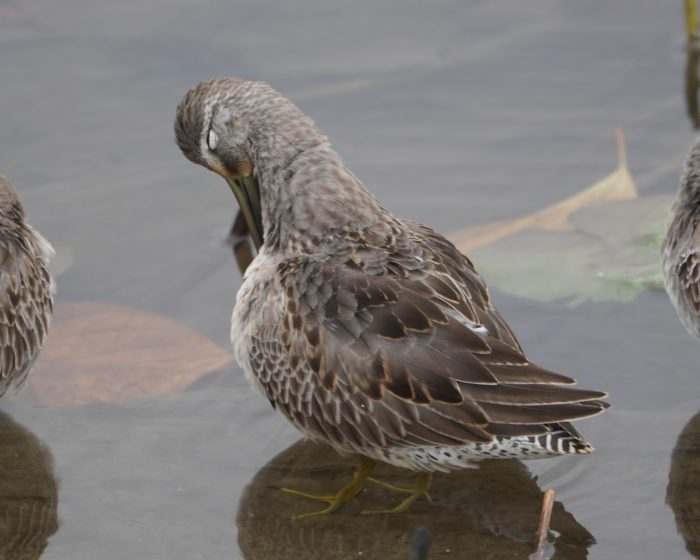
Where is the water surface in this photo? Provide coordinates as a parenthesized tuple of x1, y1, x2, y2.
(0, 1, 697, 558)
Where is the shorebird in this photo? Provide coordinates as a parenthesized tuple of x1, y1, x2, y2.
(0, 176, 54, 397)
(175, 78, 609, 518)
(662, 138, 700, 341)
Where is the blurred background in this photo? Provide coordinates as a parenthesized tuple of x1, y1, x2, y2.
(0, 0, 698, 558)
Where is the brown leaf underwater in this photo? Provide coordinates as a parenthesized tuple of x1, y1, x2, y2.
(15, 302, 234, 407)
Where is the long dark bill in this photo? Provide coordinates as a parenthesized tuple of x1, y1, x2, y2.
(225, 175, 264, 250)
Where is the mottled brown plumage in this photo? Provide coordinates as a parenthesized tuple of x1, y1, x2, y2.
(175, 78, 608, 475)
(0, 177, 54, 396)
(662, 138, 700, 341)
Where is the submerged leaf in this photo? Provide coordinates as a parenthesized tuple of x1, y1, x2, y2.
(15, 302, 234, 406)
(449, 131, 667, 304)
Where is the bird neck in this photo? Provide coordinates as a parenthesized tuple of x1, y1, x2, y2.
(253, 143, 392, 255)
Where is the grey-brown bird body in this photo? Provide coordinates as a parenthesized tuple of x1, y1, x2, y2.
(175, 78, 608, 472)
(662, 139, 700, 341)
(0, 177, 53, 397)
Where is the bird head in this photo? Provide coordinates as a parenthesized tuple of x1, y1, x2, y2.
(174, 78, 271, 249)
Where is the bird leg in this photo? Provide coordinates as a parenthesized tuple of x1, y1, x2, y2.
(281, 457, 376, 520)
(363, 472, 433, 514)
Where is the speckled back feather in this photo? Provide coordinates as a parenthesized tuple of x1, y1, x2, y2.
(0, 177, 54, 396)
(662, 138, 700, 340)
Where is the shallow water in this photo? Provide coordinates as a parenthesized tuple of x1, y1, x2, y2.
(0, 0, 698, 558)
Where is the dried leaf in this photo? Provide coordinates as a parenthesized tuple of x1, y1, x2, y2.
(687, 0, 699, 43)
(15, 302, 234, 407)
(452, 130, 637, 253)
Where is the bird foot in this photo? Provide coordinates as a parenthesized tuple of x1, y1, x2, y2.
(362, 473, 433, 514)
(280, 458, 375, 520)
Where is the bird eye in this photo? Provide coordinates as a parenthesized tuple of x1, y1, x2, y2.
(207, 129, 219, 151)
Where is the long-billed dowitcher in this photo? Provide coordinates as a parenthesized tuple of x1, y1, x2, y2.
(662, 138, 700, 341)
(174, 78, 609, 517)
(0, 176, 53, 397)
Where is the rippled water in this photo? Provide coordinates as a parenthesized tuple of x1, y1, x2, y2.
(0, 0, 698, 558)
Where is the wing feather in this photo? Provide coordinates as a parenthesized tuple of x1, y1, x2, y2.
(268, 237, 606, 452)
(0, 236, 53, 396)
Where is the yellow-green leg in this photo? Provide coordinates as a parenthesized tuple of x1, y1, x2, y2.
(363, 472, 433, 514)
(281, 457, 375, 520)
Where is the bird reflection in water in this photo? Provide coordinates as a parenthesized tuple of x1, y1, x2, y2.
(0, 410, 58, 559)
(237, 440, 594, 560)
(667, 410, 700, 558)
